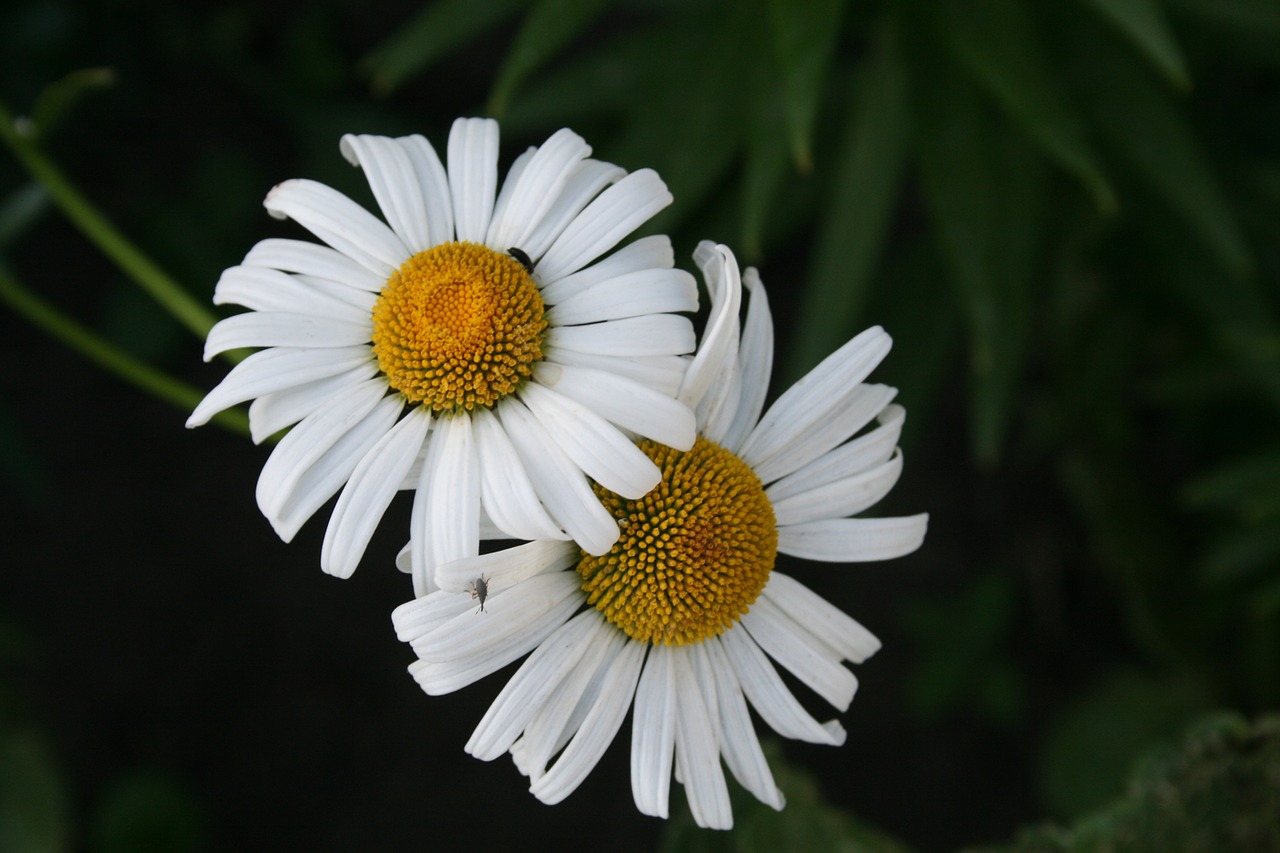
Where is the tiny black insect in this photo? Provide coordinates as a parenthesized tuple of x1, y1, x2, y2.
(508, 247, 534, 273)
(470, 574, 491, 613)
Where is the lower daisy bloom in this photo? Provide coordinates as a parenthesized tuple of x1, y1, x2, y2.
(186, 118, 697, 591)
(391, 243, 927, 829)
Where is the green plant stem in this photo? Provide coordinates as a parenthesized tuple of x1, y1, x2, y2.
(0, 262, 249, 437)
(0, 99, 218, 338)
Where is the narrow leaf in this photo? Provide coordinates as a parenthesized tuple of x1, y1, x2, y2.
(361, 0, 529, 97)
(1078, 0, 1191, 89)
(765, 0, 847, 171)
(943, 0, 1117, 214)
(486, 0, 612, 118)
(1080, 33, 1253, 277)
(784, 24, 909, 383)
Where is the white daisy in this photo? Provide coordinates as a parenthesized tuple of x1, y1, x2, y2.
(187, 118, 698, 591)
(391, 242, 928, 828)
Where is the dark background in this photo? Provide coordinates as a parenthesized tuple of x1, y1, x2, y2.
(2, 0, 1278, 850)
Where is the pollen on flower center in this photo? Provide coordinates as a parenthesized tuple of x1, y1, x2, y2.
(577, 437, 778, 646)
(371, 241, 546, 412)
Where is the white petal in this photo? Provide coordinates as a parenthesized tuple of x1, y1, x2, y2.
(320, 407, 430, 578)
(203, 311, 370, 361)
(519, 160, 627, 262)
(466, 610, 601, 761)
(544, 315, 695, 357)
(677, 243, 742, 423)
(241, 237, 384, 291)
(187, 345, 373, 428)
(409, 573, 582, 695)
(392, 585, 480, 643)
(765, 404, 905, 502)
(545, 268, 697, 326)
(409, 414, 480, 596)
(410, 571, 580, 663)
(762, 573, 880, 664)
(777, 514, 929, 562)
(487, 148, 535, 247)
(435, 539, 578, 596)
(486, 128, 592, 251)
(268, 395, 403, 542)
(340, 134, 432, 253)
(741, 597, 858, 711)
(263, 179, 409, 276)
(533, 361, 695, 452)
(701, 638, 784, 810)
(246, 362, 378, 444)
(672, 648, 733, 830)
(496, 398, 619, 556)
(471, 407, 567, 542)
(255, 377, 386, 518)
(519, 382, 659, 499)
(510, 626, 625, 780)
(738, 327, 892, 483)
(213, 265, 370, 320)
(721, 266, 774, 454)
(541, 350, 688, 399)
(719, 625, 846, 746)
(447, 117, 499, 243)
(538, 234, 674, 306)
(769, 449, 904, 527)
(631, 645, 675, 819)
(396, 134, 454, 247)
(537, 169, 672, 282)
(290, 274, 379, 313)
(529, 639, 646, 805)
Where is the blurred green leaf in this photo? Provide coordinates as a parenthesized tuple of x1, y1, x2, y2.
(1199, 526, 1280, 587)
(1182, 448, 1280, 518)
(1079, 29, 1253, 277)
(28, 67, 116, 140)
(913, 54, 1040, 465)
(1039, 669, 1207, 820)
(91, 772, 206, 853)
(0, 731, 70, 853)
(765, 0, 846, 172)
(0, 183, 50, 246)
(486, 0, 611, 118)
(1167, 0, 1280, 39)
(1078, 0, 1190, 89)
(361, 0, 528, 97)
(785, 22, 908, 384)
(740, 82, 791, 262)
(942, 0, 1116, 214)
(609, 9, 752, 234)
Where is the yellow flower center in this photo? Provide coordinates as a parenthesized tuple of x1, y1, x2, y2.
(577, 437, 777, 646)
(370, 242, 546, 412)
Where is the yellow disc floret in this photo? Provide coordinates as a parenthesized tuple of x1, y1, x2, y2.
(371, 242, 546, 413)
(578, 437, 778, 646)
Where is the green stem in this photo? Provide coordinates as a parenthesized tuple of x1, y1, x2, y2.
(0, 262, 249, 437)
(0, 99, 218, 338)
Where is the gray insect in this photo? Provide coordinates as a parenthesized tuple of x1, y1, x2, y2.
(470, 574, 491, 613)
(508, 247, 534, 274)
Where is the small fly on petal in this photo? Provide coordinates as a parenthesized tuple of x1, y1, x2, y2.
(470, 574, 491, 613)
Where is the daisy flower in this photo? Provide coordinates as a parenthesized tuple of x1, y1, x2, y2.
(391, 242, 928, 828)
(187, 118, 698, 591)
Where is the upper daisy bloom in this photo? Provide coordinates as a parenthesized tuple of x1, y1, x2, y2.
(187, 118, 698, 590)
(391, 243, 928, 828)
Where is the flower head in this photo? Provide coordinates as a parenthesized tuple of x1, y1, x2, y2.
(391, 242, 928, 828)
(188, 119, 698, 590)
